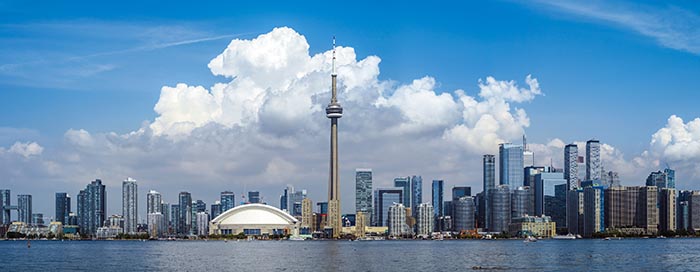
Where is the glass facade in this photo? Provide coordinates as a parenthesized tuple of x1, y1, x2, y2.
(355, 169, 373, 221)
(499, 143, 524, 188)
(374, 188, 402, 227)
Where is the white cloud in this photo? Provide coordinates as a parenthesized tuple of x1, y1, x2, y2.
(8, 141, 43, 158)
(650, 115, 700, 161)
(531, 0, 700, 55)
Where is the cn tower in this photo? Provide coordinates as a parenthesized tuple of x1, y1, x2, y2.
(326, 37, 343, 238)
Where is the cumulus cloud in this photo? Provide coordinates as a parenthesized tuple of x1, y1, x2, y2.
(650, 115, 700, 161)
(0, 26, 600, 215)
(443, 75, 541, 154)
(7, 141, 44, 158)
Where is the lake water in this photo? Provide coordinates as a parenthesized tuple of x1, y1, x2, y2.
(1, 239, 698, 271)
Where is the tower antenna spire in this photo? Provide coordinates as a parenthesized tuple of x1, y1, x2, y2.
(332, 35, 336, 75)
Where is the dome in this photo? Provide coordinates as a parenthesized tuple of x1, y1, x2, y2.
(209, 203, 299, 236)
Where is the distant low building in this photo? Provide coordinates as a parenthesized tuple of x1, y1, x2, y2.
(509, 215, 556, 237)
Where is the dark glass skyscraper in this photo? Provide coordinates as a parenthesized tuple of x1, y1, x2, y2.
(55, 192, 70, 224)
(374, 188, 403, 227)
(411, 175, 423, 216)
(0, 189, 10, 225)
(220, 191, 235, 212)
(178, 192, 192, 235)
(77, 179, 106, 236)
(17, 194, 32, 224)
(248, 191, 260, 204)
(483, 154, 495, 230)
(394, 177, 411, 208)
(452, 186, 471, 201)
(432, 180, 444, 230)
(499, 143, 524, 188)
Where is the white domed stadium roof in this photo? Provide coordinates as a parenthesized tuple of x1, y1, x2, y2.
(211, 203, 298, 226)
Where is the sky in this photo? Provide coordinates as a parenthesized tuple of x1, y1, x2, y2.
(1, 0, 699, 220)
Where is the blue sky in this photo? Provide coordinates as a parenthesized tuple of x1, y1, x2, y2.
(1, 0, 699, 216)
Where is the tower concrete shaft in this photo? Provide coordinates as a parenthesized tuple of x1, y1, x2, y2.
(326, 37, 343, 238)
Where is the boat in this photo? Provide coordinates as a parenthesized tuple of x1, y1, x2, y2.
(553, 234, 577, 240)
(524, 236, 537, 243)
(288, 236, 305, 241)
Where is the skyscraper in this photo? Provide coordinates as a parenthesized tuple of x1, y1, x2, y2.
(196, 212, 209, 236)
(220, 191, 235, 212)
(483, 154, 495, 230)
(416, 203, 434, 236)
(499, 143, 524, 188)
(1, 189, 10, 225)
(77, 179, 106, 236)
(583, 185, 604, 237)
(55, 192, 70, 224)
(17, 194, 32, 224)
(564, 144, 579, 190)
(170, 204, 180, 235)
(665, 167, 676, 189)
(280, 185, 291, 212)
(454, 196, 475, 231)
(432, 180, 444, 224)
(301, 198, 313, 231)
(452, 186, 471, 201)
(122, 178, 138, 234)
(411, 175, 423, 216)
(388, 203, 406, 237)
(489, 185, 511, 233)
(374, 188, 403, 227)
(147, 190, 162, 214)
(325, 37, 343, 238)
(511, 187, 530, 219)
(659, 188, 676, 233)
(248, 191, 260, 204)
(210, 201, 222, 219)
(178, 192, 192, 235)
(585, 140, 601, 181)
(355, 169, 373, 222)
(394, 177, 411, 208)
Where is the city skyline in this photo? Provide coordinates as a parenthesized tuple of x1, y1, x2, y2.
(2, 1, 700, 219)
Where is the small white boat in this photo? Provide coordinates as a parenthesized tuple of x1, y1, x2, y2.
(553, 234, 577, 240)
(524, 236, 537, 243)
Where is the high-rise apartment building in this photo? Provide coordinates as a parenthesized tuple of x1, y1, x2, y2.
(17, 194, 32, 224)
(585, 140, 601, 181)
(210, 201, 222, 219)
(0, 189, 10, 225)
(147, 190, 162, 214)
(388, 203, 406, 237)
(355, 169, 373, 222)
(122, 178, 138, 234)
(416, 203, 433, 236)
(583, 185, 604, 237)
(77, 179, 106, 236)
(659, 188, 676, 233)
(564, 144, 579, 190)
(55, 192, 70, 224)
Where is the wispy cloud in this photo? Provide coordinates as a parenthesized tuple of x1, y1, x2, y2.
(529, 0, 700, 55)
